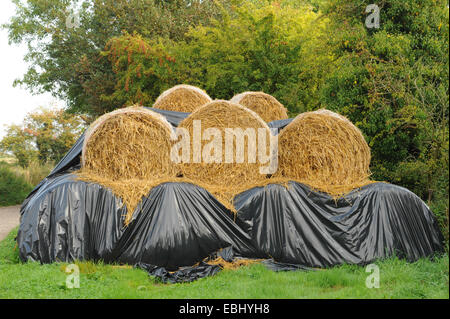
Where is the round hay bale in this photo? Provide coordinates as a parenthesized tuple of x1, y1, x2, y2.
(81, 106, 176, 180)
(79, 106, 178, 225)
(274, 109, 371, 195)
(177, 100, 272, 191)
(230, 91, 288, 122)
(153, 84, 212, 112)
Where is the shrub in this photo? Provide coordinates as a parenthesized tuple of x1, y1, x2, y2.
(8, 160, 53, 187)
(0, 164, 33, 206)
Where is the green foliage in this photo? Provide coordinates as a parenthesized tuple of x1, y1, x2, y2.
(320, 0, 449, 236)
(99, 32, 177, 108)
(7, 160, 54, 187)
(0, 125, 38, 167)
(0, 227, 20, 264)
(100, 1, 332, 114)
(3, 0, 233, 115)
(0, 107, 85, 166)
(175, 1, 332, 114)
(0, 164, 33, 206)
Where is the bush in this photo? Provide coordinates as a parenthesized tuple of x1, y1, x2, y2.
(0, 164, 33, 206)
(8, 160, 53, 187)
(320, 0, 449, 241)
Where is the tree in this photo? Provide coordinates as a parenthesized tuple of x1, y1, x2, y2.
(320, 0, 448, 232)
(178, 0, 333, 115)
(100, 1, 332, 115)
(0, 125, 37, 167)
(98, 32, 177, 109)
(3, 0, 233, 116)
(0, 107, 85, 166)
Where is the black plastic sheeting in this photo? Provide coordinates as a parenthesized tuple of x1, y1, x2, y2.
(18, 175, 257, 268)
(267, 118, 293, 134)
(135, 262, 222, 284)
(16, 109, 445, 283)
(234, 182, 444, 266)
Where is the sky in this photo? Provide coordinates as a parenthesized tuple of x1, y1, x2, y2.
(0, 1, 65, 139)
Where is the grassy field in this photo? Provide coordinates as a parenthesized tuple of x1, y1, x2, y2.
(0, 227, 448, 299)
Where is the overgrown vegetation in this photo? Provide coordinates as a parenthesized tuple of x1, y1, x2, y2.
(0, 164, 33, 206)
(2, 0, 233, 115)
(0, 107, 85, 167)
(6, 160, 54, 187)
(0, 158, 53, 206)
(321, 0, 449, 239)
(0, 107, 80, 207)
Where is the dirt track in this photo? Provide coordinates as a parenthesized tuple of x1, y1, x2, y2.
(0, 205, 21, 241)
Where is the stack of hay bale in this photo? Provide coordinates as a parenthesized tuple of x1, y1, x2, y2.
(78, 84, 372, 225)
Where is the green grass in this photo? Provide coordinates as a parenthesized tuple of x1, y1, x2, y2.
(0, 227, 448, 299)
(0, 164, 34, 206)
(0, 155, 17, 164)
(0, 159, 53, 207)
(0, 159, 53, 188)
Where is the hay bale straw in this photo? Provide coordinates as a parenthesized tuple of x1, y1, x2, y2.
(274, 109, 371, 195)
(230, 91, 288, 122)
(177, 100, 272, 192)
(78, 106, 177, 224)
(81, 106, 176, 179)
(153, 84, 212, 112)
(204, 257, 262, 270)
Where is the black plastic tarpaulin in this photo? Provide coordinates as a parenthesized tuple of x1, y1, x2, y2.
(17, 176, 444, 267)
(18, 175, 258, 268)
(267, 118, 293, 134)
(16, 109, 445, 282)
(234, 182, 444, 266)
